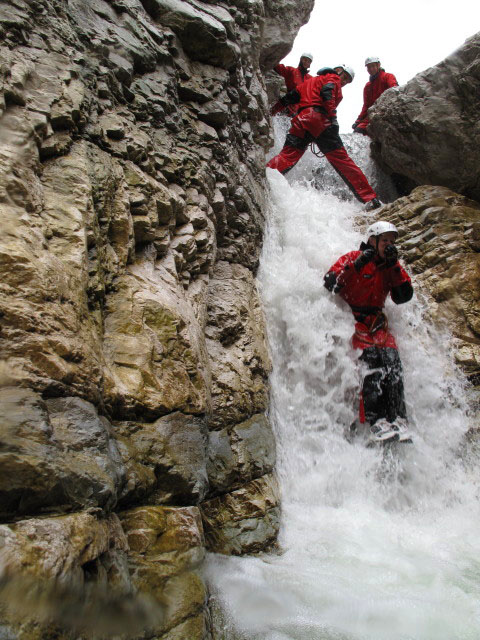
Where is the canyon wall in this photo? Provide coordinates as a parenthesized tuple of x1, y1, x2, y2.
(0, 1, 314, 638)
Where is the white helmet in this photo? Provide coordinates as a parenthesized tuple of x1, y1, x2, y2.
(335, 64, 355, 81)
(365, 56, 381, 65)
(300, 52, 313, 61)
(366, 221, 398, 242)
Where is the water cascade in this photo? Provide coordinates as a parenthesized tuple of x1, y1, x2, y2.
(205, 126, 480, 639)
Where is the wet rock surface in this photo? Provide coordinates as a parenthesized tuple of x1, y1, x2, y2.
(0, 0, 315, 636)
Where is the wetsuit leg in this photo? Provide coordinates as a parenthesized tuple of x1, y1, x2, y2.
(266, 134, 309, 173)
(360, 346, 406, 424)
(381, 347, 407, 423)
(315, 125, 377, 203)
(267, 117, 313, 174)
(353, 120, 369, 135)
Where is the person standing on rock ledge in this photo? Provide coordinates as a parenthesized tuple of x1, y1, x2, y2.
(352, 56, 398, 135)
(267, 65, 381, 209)
(324, 221, 413, 444)
(270, 52, 313, 117)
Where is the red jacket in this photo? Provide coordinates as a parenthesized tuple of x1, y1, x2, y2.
(355, 69, 397, 125)
(274, 63, 312, 92)
(325, 247, 412, 349)
(296, 72, 343, 118)
(273, 64, 312, 116)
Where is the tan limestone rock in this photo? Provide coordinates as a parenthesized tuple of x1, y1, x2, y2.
(200, 474, 280, 555)
(113, 411, 209, 507)
(207, 413, 276, 495)
(103, 262, 210, 419)
(119, 505, 209, 639)
(0, 387, 125, 520)
(206, 261, 272, 429)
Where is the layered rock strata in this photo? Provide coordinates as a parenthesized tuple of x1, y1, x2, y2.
(370, 185, 480, 391)
(0, 0, 314, 637)
(369, 32, 480, 202)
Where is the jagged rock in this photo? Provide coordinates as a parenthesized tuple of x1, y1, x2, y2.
(261, 0, 315, 68)
(369, 32, 480, 202)
(141, 0, 238, 69)
(0, 510, 128, 581)
(114, 411, 209, 507)
(0, 388, 125, 520)
(206, 261, 271, 429)
(207, 413, 276, 495)
(119, 505, 209, 639)
(0, 0, 315, 634)
(200, 474, 280, 555)
(0, 510, 138, 638)
(102, 265, 209, 420)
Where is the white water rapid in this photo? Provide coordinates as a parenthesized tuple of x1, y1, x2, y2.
(205, 125, 480, 640)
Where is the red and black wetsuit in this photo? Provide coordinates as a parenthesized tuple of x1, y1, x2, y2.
(267, 72, 378, 204)
(324, 244, 413, 425)
(272, 63, 312, 116)
(353, 69, 398, 134)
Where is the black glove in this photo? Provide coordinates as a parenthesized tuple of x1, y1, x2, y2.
(324, 271, 337, 292)
(280, 89, 300, 107)
(384, 244, 398, 268)
(354, 247, 376, 272)
(352, 122, 358, 130)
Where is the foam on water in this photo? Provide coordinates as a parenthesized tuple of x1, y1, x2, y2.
(205, 127, 480, 640)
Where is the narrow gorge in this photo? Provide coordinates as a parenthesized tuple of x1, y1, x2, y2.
(0, 2, 479, 639)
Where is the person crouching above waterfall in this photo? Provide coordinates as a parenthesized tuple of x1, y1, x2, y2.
(323, 221, 413, 443)
(266, 64, 381, 210)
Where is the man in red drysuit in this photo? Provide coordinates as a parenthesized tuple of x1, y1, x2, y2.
(271, 52, 313, 117)
(323, 221, 413, 443)
(267, 65, 381, 208)
(352, 56, 398, 135)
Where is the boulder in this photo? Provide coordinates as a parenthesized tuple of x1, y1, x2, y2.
(207, 413, 276, 495)
(0, 388, 125, 520)
(200, 474, 280, 555)
(119, 505, 209, 639)
(206, 261, 272, 430)
(369, 32, 480, 202)
(114, 411, 209, 507)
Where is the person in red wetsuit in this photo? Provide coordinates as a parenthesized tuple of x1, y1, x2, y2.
(352, 56, 398, 135)
(324, 221, 413, 443)
(271, 53, 313, 117)
(267, 65, 381, 208)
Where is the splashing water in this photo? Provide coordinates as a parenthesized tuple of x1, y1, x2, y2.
(205, 127, 480, 640)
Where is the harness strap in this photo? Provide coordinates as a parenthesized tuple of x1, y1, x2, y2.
(353, 312, 389, 347)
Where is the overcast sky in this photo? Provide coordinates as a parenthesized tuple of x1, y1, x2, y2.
(279, 0, 480, 131)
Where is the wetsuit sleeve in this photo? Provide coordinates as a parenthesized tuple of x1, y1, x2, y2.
(389, 263, 413, 304)
(319, 77, 340, 119)
(355, 84, 370, 123)
(274, 65, 296, 91)
(324, 252, 358, 292)
(384, 73, 398, 88)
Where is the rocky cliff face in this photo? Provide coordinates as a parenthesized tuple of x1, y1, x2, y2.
(369, 32, 480, 202)
(0, 0, 314, 637)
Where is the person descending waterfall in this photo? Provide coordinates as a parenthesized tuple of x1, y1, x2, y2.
(270, 53, 313, 117)
(324, 221, 413, 443)
(352, 56, 398, 135)
(267, 65, 382, 210)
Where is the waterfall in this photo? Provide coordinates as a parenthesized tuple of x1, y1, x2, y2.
(205, 125, 480, 640)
